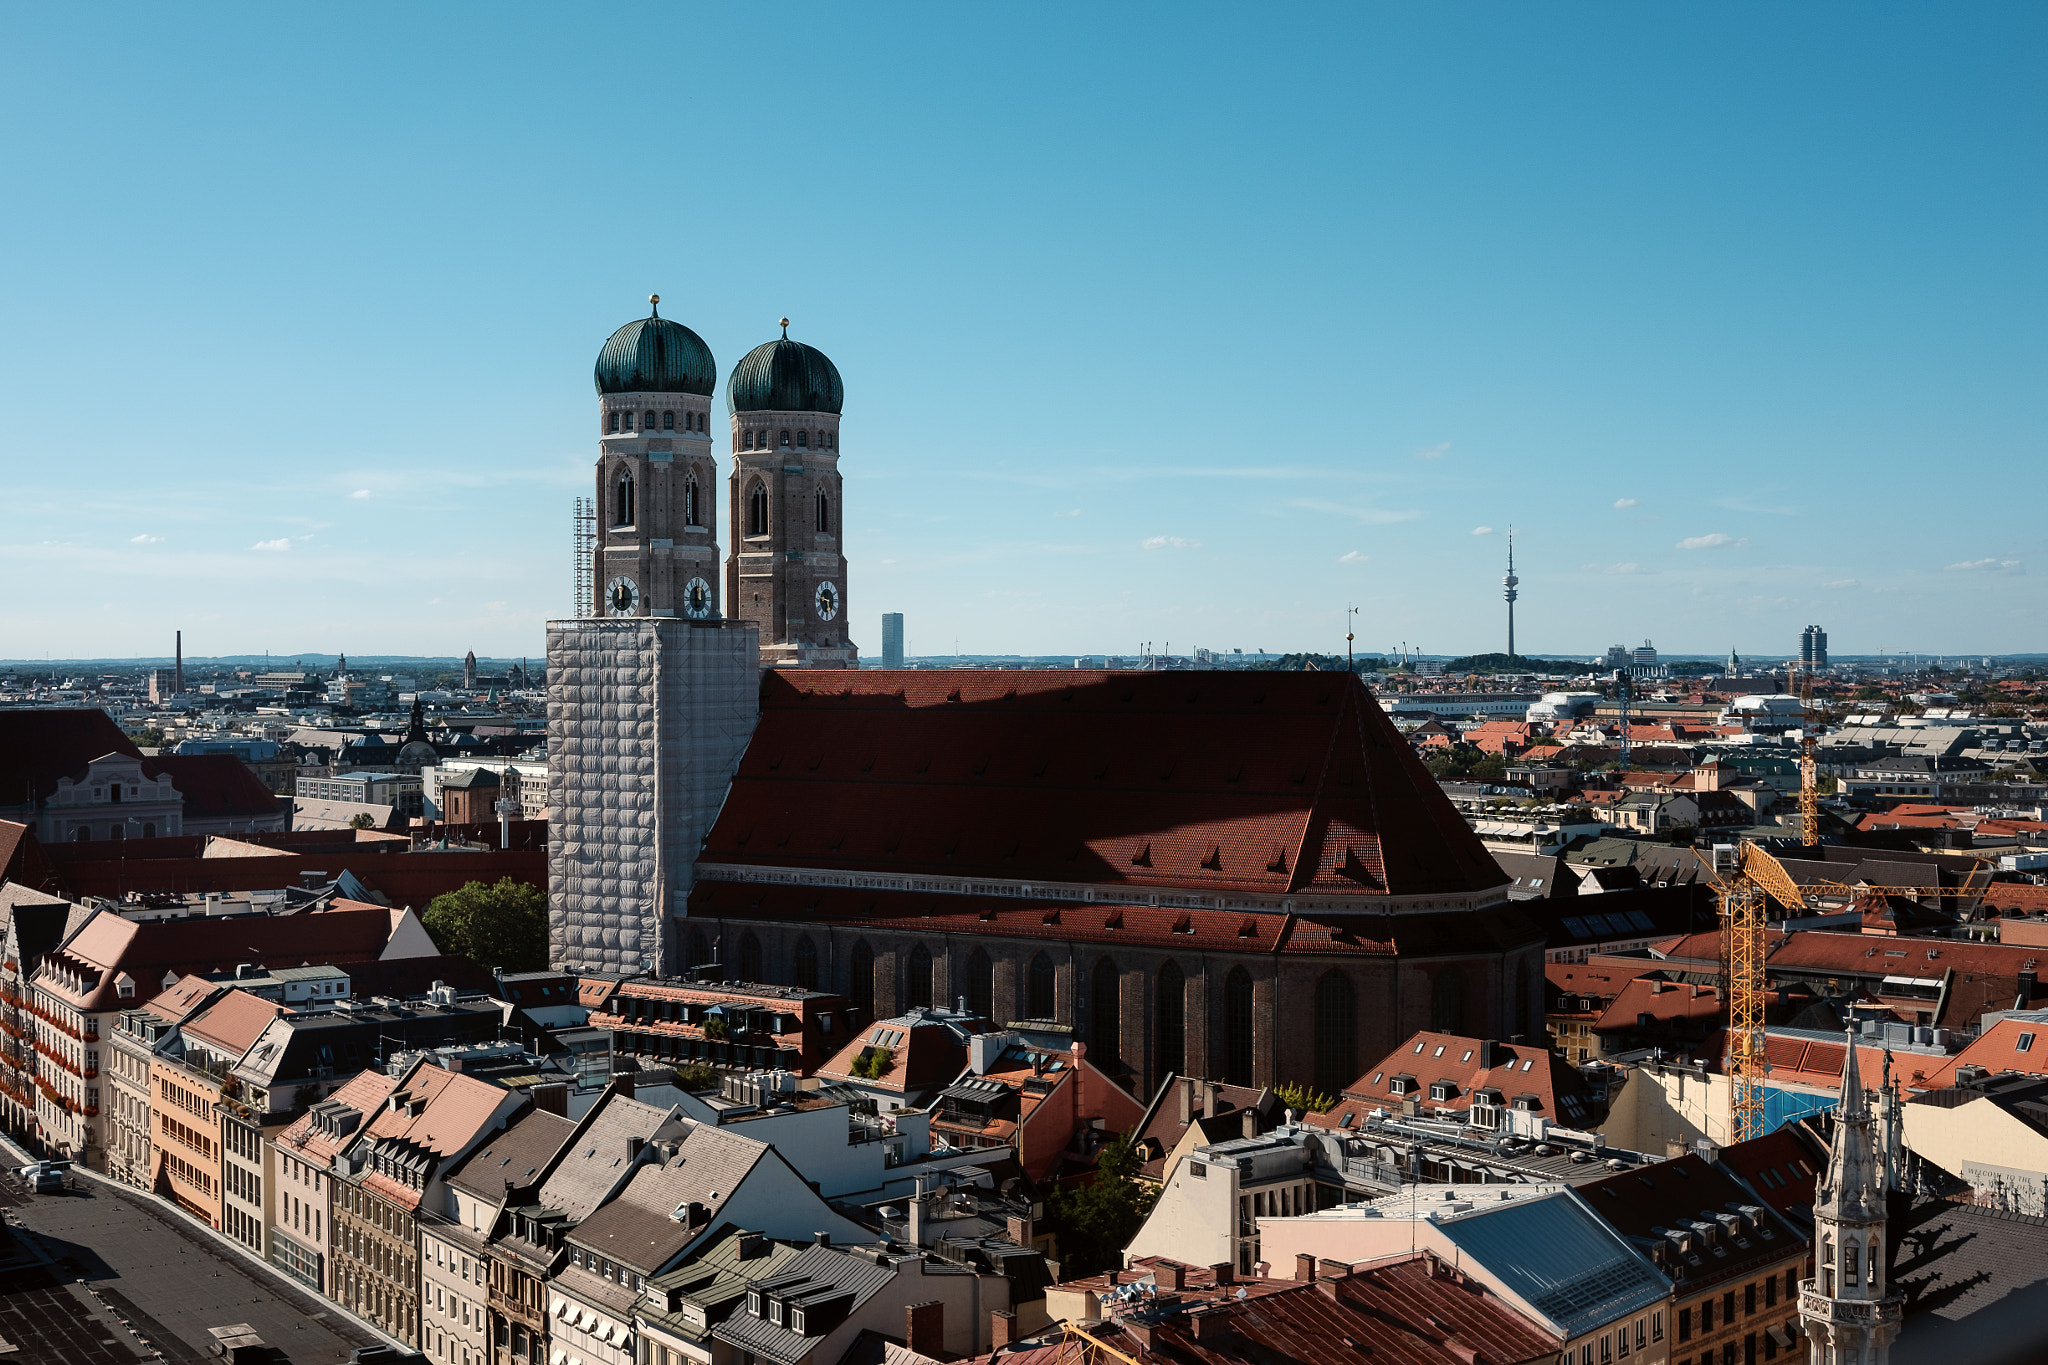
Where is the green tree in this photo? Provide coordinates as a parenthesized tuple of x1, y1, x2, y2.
(672, 1062, 718, 1091)
(421, 877, 548, 972)
(347, 812, 377, 830)
(1272, 1083, 1335, 1114)
(1045, 1130, 1158, 1278)
(128, 725, 166, 748)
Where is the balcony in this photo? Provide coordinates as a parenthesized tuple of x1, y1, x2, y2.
(34, 1040, 83, 1077)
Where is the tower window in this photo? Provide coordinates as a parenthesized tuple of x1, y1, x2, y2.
(685, 476, 700, 526)
(816, 490, 830, 534)
(780, 429, 791, 447)
(644, 411, 656, 430)
(747, 483, 768, 537)
(796, 430, 808, 448)
(607, 412, 619, 434)
(614, 472, 635, 528)
(744, 429, 754, 450)
(663, 411, 675, 430)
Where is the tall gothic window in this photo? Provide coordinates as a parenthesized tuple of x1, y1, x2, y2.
(684, 476, 699, 526)
(817, 490, 830, 534)
(687, 930, 709, 972)
(966, 949, 993, 1019)
(1515, 964, 1533, 1043)
(1027, 952, 1056, 1020)
(1090, 958, 1120, 1068)
(662, 411, 675, 430)
(906, 944, 934, 1009)
(743, 429, 754, 449)
(796, 429, 808, 448)
(607, 411, 619, 433)
(793, 936, 819, 991)
(1313, 970, 1356, 1098)
(1155, 961, 1185, 1080)
(779, 429, 791, 447)
(1223, 968, 1255, 1086)
(644, 410, 657, 429)
(850, 941, 875, 1019)
(1430, 969, 1466, 1034)
(747, 483, 768, 537)
(613, 471, 635, 527)
(738, 932, 762, 983)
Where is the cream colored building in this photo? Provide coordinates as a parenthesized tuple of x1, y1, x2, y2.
(1901, 1077, 2048, 1215)
(1123, 1129, 1324, 1277)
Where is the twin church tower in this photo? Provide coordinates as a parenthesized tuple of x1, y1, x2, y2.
(547, 299, 856, 974)
(588, 296, 856, 669)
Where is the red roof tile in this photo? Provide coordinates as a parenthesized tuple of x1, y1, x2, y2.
(1309, 1030, 1599, 1130)
(0, 710, 143, 805)
(701, 671, 1507, 903)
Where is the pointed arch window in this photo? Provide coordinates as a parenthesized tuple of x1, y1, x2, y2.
(1223, 968, 1255, 1086)
(1027, 952, 1056, 1020)
(744, 429, 754, 450)
(613, 471, 635, 528)
(607, 412, 620, 434)
(793, 935, 819, 991)
(906, 944, 934, 1009)
(1515, 963, 1533, 1044)
(817, 490, 831, 534)
(779, 429, 792, 447)
(1090, 958, 1120, 1068)
(796, 430, 808, 449)
(966, 949, 993, 1019)
(1313, 969, 1356, 1098)
(1430, 968, 1465, 1034)
(662, 411, 675, 431)
(687, 930, 710, 972)
(738, 932, 762, 983)
(684, 476, 700, 527)
(747, 482, 769, 537)
(1155, 961, 1185, 1081)
(850, 941, 875, 1018)
(644, 410, 657, 430)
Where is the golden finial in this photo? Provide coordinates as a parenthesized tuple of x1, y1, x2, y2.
(649, 294, 661, 317)
(780, 317, 790, 339)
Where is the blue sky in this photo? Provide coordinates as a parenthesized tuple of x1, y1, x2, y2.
(0, 5, 2041, 662)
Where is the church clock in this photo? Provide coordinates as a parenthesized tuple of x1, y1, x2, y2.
(814, 581, 840, 621)
(683, 577, 714, 620)
(605, 576, 641, 616)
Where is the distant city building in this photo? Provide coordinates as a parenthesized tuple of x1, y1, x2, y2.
(1801, 623, 1829, 670)
(881, 612, 905, 669)
(463, 649, 477, 689)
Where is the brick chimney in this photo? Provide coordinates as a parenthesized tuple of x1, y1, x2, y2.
(1242, 1108, 1258, 1139)
(1209, 1261, 1234, 1286)
(1155, 1262, 1185, 1291)
(530, 1082, 569, 1117)
(1294, 1252, 1315, 1282)
(1189, 1307, 1232, 1343)
(1179, 1076, 1193, 1125)
(905, 1301, 944, 1360)
(1203, 1082, 1218, 1119)
(990, 1311, 1015, 1350)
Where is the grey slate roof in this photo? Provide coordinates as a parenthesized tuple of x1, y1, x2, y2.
(642, 1224, 811, 1349)
(711, 1242, 900, 1364)
(568, 1121, 771, 1274)
(539, 1094, 689, 1223)
(448, 1107, 575, 1202)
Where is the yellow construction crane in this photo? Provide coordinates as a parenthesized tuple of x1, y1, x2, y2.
(1702, 840, 1993, 1142)
(1791, 663, 1822, 848)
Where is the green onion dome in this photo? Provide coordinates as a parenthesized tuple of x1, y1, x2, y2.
(594, 296, 716, 395)
(727, 321, 843, 414)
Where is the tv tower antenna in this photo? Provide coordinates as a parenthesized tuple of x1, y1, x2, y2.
(1503, 525, 1519, 659)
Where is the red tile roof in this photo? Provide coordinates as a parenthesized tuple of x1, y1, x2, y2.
(1913, 1016, 2048, 1089)
(359, 1061, 519, 1210)
(141, 754, 282, 820)
(1308, 1030, 1599, 1130)
(181, 988, 288, 1057)
(1715, 1127, 1825, 1219)
(700, 671, 1508, 902)
(0, 709, 143, 805)
(1595, 976, 1721, 1029)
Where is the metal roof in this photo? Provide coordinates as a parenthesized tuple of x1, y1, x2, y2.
(1433, 1188, 1669, 1338)
(594, 314, 716, 396)
(727, 333, 844, 415)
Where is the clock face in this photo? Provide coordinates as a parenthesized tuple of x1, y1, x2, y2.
(683, 577, 714, 620)
(605, 576, 640, 616)
(814, 581, 840, 621)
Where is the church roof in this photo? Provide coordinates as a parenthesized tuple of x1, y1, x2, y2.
(595, 312, 716, 396)
(727, 330, 843, 414)
(699, 670, 1509, 903)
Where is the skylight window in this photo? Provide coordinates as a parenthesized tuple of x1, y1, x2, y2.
(1433, 1045, 1445, 1058)
(1460, 1050, 1473, 1063)
(2018, 1032, 2035, 1053)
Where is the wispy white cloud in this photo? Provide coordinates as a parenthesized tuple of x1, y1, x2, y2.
(1945, 557, 2023, 574)
(1286, 499, 1423, 525)
(349, 489, 371, 500)
(1594, 562, 1646, 576)
(1140, 536, 1201, 551)
(1825, 578, 1860, 589)
(129, 534, 163, 544)
(1055, 508, 1081, 518)
(252, 538, 293, 552)
(1613, 497, 1639, 510)
(1338, 551, 1368, 564)
(1414, 441, 1450, 461)
(1678, 532, 1747, 551)
(1471, 525, 1495, 537)
(1715, 496, 1797, 517)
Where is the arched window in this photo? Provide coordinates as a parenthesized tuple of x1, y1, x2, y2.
(695, 411, 704, 431)
(1223, 968, 1255, 1086)
(966, 949, 993, 1019)
(1430, 969, 1465, 1034)
(1090, 958, 1120, 1067)
(1515, 964, 1533, 1043)
(614, 471, 635, 527)
(688, 930, 709, 972)
(684, 476, 699, 526)
(1155, 962, 1185, 1080)
(738, 932, 762, 983)
(906, 944, 933, 1009)
(747, 483, 768, 537)
(1028, 952, 1056, 1020)
(817, 490, 830, 534)
(850, 941, 875, 1018)
(796, 429, 808, 449)
(607, 411, 619, 434)
(662, 411, 675, 430)
(1313, 970, 1356, 1098)
(743, 429, 754, 450)
(623, 411, 634, 432)
(644, 410, 657, 430)
(793, 936, 819, 991)
(779, 429, 791, 447)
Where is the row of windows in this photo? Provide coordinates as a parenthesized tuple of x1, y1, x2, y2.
(1679, 1270, 1798, 1339)
(159, 1110, 214, 1158)
(741, 427, 835, 451)
(1573, 1311, 1664, 1365)
(163, 1150, 214, 1195)
(607, 409, 706, 434)
(741, 483, 833, 537)
(68, 823, 157, 841)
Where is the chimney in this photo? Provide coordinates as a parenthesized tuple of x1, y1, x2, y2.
(990, 1311, 1016, 1350)
(1209, 1262, 1234, 1286)
(904, 1301, 944, 1359)
(1007, 1214, 1033, 1247)
(1294, 1252, 1316, 1282)
(1179, 1076, 1193, 1125)
(814, 1231, 832, 1247)
(1189, 1307, 1231, 1343)
(1478, 1039, 1497, 1071)
(627, 1135, 645, 1162)
(1242, 1109, 1258, 1139)
(1204, 1082, 1218, 1119)
(531, 1082, 569, 1117)
(611, 1070, 636, 1100)
(1156, 1262, 1185, 1291)
(1126, 1322, 1155, 1351)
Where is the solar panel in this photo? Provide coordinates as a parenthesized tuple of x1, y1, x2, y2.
(1626, 910, 1657, 932)
(1561, 917, 1590, 937)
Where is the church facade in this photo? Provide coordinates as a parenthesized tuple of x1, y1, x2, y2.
(548, 300, 1543, 1097)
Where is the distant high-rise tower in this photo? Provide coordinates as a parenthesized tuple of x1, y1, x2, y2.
(1799, 1032, 1902, 1362)
(463, 650, 477, 689)
(174, 630, 183, 695)
(1800, 624, 1829, 670)
(1502, 527, 1519, 658)
(881, 613, 905, 669)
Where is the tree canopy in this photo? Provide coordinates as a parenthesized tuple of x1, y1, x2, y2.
(421, 877, 548, 973)
(1045, 1130, 1157, 1278)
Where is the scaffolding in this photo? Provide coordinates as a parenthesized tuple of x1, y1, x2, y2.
(573, 497, 595, 618)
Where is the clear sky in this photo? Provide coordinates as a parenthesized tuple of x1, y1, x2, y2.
(1, 5, 2041, 663)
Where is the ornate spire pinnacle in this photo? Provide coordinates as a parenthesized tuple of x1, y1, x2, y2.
(649, 293, 660, 318)
(780, 317, 790, 339)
